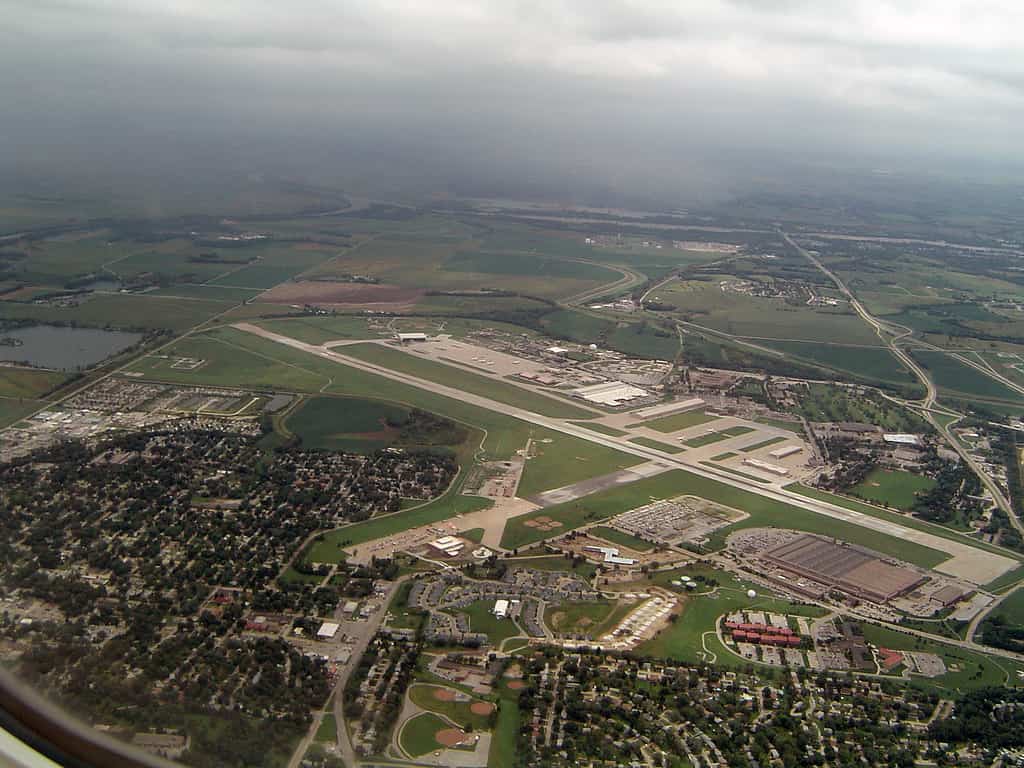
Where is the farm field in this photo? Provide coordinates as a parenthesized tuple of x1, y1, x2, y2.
(0, 367, 70, 399)
(637, 409, 719, 433)
(502, 468, 947, 567)
(911, 349, 1023, 404)
(849, 468, 936, 510)
(0, 293, 236, 331)
(338, 343, 597, 419)
(658, 278, 881, 345)
(588, 525, 654, 552)
(759, 339, 915, 386)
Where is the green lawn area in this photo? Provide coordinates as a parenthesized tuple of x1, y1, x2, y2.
(684, 425, 755, 447)
(254, 315, 381, 345)
(339, 343, 596, 419)
(985, 587, 1024, 627)
(628, 436, 685, 453)
(911, 349, 1024, 405)
(710, 451, 737, 461)
(570, 420, 628, 437)
(588, 525, 654, 552)
(399, 712, 451, 758)
(503, 469, 949, 567)
(408, 684, 493, 731)
(284, 395, 410, 453)
(459, 600, 522, 645)
(849, 468, 936, 510)
(386, 581, 427, 631)
(760, 340, 915, 386)
(545, 600, 620, 638)
(739, 436, 787, 453)
(516, 435, 642, 498)
(460, 528, 485, 543)
(314, 714, 337, 743)
(635, 409, 719, 433)
(754, 416, 804, 434)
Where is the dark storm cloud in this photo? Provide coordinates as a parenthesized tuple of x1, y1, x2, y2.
(2, 0, 1022, 204)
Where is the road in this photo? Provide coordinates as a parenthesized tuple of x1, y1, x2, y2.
(232, 322, 1017, 585)
(782, 231, 1022, 538)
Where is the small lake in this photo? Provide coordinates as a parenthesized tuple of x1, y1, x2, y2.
(0, 325, 143, 370)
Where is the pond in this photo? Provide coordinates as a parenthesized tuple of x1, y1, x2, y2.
(0, 325, 143, 370)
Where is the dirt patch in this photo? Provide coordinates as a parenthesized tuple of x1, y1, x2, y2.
(470, 702, 495, 716)
(435, 728, 468, 747)
(432, 688, 457, 702)
(506, 680, 526, 690)
(257, 280, 424, 307)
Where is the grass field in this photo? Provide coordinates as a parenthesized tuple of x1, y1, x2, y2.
(314, 714, 336, 743)
(710, 451, 737, 461)
(628, 436, 686, 453)
(253, 316, 381, 345)
(637, 409, 719, 433)
(502, 555, 598, 580)
(739, 436, 787, 453)
(502, 469, 948, 567)
(684, 425, 754, 448)
(517, 436, 643, 498)
(755, 416, 804, 433)
(339, 343, 597, 419)
(399, 712, 450, 758)
(0, 398, 40, 428)
(760, 340, 915, 385)
(849, 468, 936, 510)
(0, 367, 70, 399)
(285, 396, 411, 453)
(0, 294, 236, 331)
(488, 693, 519, 768)
(588, 525, 654, 552)
(570, 421, 628, 437)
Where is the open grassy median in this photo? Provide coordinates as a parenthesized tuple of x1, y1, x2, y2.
(628, 436, 686, 453)
(339, 342, 597, 419)
(588, 525, 654, 551)
(635, 409, 719, 433)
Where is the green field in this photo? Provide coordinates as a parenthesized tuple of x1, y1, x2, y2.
(517, 436, 642, 498)
(911, 349, 1023, 404)
(502, 555, 598, 580)
(399, 712, 451, 758)
(0, 398, 40, 428)
(628, 436, 686, 453)
(339, 343, 596, 419)
(544, 600, 620, 637)
(254, 316, 381, 345)
(637, 409, 719, 433)
(314, 714, 337, 743)
(0, 367, 70, 399)
(0, 293, 236, 331)
(150, 284, 263, 302)
(684, 425, 754, 447)
(710, 451, 737, 461)
(285, 396, 412, 453)
(588, 525, 654, 552)
(570, 421, 628, 437)
(849, 468, 936, 510)
(488, 694, 519, 768)
(502, 469, 948, 567)
(755, 416, 804, 433)
(760, 340, 915, 386)
(739, 436, 787, 453)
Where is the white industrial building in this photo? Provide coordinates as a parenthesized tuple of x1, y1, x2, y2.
(583, 544, 639, 566)
(573, 380, 650, 407)
(768, 445, 802, 459)
(429, 535, 464, 557)
(546, 346, 570, 355)
(633, 397, 704, 419)
(396, 332, 428, 343)
(316, 621, 340, 640)
(493, 599, 510, 619)
(883, 433, 921, 446)
(742, 458, 790, 477)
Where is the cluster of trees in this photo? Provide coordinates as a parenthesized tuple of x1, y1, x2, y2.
(929, 687, 1024, 749)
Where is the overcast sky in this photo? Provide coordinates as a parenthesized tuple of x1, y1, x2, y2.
(2, 0, 1022, 205)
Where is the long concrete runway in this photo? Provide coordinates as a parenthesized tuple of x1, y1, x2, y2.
(232, 322, 1018, 585)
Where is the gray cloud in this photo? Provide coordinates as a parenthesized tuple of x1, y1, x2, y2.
(2, 0, 1022, 207)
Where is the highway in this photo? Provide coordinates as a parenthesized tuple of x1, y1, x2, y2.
(782, 231, 1023, 538)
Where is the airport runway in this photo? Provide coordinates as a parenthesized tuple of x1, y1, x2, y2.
(233, 322, 1017, 585)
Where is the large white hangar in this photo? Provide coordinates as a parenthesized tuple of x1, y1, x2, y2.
(573, 380, 649, 406)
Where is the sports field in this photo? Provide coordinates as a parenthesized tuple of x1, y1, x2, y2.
(399, 712, 450, 757)
(545, 600, 621, 637)
(408, 684, 494, 731)
(849, 468, 936, 510)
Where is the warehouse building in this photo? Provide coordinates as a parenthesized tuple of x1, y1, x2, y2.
(396, 332, 428, 343)
(572, 380, 650, 406)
